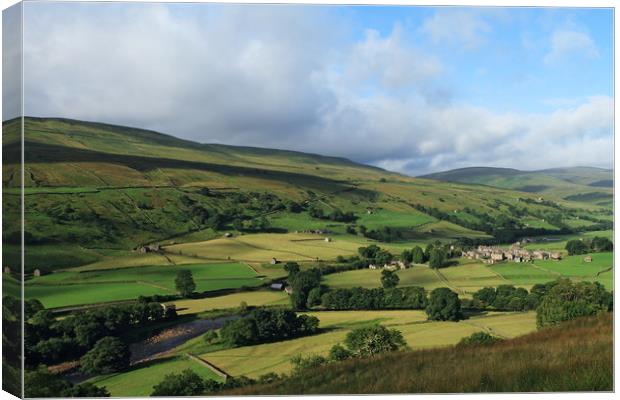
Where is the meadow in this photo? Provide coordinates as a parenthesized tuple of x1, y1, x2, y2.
(228, 313, 612, 394)
(197, 310, 536, 378)
(323, 253, 613, 295)
(165, 233, 373, 264)
(173, 290, 290, 315)
(89, 355, 223, 396)
(26, 262, 263, 308)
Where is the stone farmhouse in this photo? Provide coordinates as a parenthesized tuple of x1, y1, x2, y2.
(465, 244, 562, 264)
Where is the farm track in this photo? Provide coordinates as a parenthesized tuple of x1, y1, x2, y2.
(432, 268, 465, 295)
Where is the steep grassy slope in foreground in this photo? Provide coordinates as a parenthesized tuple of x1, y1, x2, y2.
(227, 313, 612, 394)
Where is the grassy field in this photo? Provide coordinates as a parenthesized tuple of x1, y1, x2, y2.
(172, 290, 290, 315)
(324, 254, 613, 295)
(227, 313, 612, 394)
(26, 262, 263, 308)
(533, 252, 613, 288)
(67, 252, 205, 272)
(356, 209, 435, 229)
(89, 355, 223, 396)
(165, 233, 373, 264)
(199, 310, 536, 378)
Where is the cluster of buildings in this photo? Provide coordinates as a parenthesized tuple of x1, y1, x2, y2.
(368, 260, 408, 270)
(464, 244, 562, 264)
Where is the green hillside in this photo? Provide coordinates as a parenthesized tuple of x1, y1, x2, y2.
(420, 166, 613, 207)
(2, 118, 612, 274)
(226, 313, 612, 394)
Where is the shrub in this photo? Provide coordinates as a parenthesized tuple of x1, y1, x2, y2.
(291, 354, 327, 375)
(329, 343, 352, 361)
(203, 330, 218, 344)
(458, 331, 502, 347)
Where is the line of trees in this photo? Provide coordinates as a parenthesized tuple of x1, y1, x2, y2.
(219, 308, 319, 347)
(308, 205, 357, 223)
(565, 236, 613, 255)
(25, 298, 176, 368)
(320, 287, 427, 310)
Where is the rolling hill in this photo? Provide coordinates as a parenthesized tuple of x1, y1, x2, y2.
(420, 166, 613, 207)
(2, 117, 612, 272)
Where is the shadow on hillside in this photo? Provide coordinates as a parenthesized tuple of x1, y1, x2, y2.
(10, 141, 378, 197)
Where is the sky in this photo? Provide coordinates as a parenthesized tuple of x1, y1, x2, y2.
(3, 2, 614, 175)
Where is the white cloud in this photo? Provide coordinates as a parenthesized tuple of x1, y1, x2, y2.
(420, 9, 491, 50)
(544, 30, 599, 65)
(346, 25, 442, 90)
(2, 3, 22, 120)
(20, 3, 613, 176)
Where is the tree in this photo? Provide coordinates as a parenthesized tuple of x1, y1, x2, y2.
(151, 369, 210, 396)
(426, 287, 462, 321)
(344, 325, 406, 357)
(428, 248, 446, 269)
(591, 236, 613, 252)
(289, 269, 321, 310)
(220, 317, 258, 346)
(536, 279, 611, 328)
(565, 239, 589, 255)
(306, 287, 323, 308)
(424, 243, 435, 261)
(80, 337, 130, 374)
(472, 287, 496, 308)
(175, 270, 196, 297)
(380, 269, 399, 289)
(401, 249, 413, 263)
(232, 218, 244, 231)
(411, 246, 425, 264)
(283, 262, 300, 277)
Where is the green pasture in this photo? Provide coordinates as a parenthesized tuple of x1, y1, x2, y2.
(172, 290, 290, 315)
(199, 310, 536, 378)
(165, 233, 378, 264)
(324, 255, 613, 295)
(532, 252, 613, 288)
(356, 209, 435, 229)
(26, 262, 263, 308)
(89, 355, 223, 396)
(521, 230, 612, 251)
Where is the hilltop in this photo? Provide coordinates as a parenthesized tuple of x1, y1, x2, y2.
(420, 166, 613, 207)
(226, 313, 612, 394)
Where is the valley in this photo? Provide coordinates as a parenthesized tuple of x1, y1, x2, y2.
(3, 117, 614, 396)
